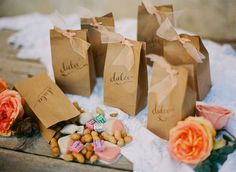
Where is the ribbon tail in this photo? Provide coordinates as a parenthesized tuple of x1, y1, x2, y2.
(70, 38, 90, 59)
(150, 75, 177, 105)
(156, 18, 179, 41)
(183, 42, 205, 63)
(142, 0, 157, 15)
(99, 28, 124, 43)
(112, 45, 134, 71)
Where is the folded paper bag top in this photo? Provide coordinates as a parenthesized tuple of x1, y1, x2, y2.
(157, 18, 211, 100)
(81, 13, 115, 77)
(137, 0, 173, 59)
(14, 73, 80, 129)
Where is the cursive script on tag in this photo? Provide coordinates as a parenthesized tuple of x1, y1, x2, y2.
(151, 104, 174, 121)
(60, 60, 88, 76)
(109, 72, 133, 85)
(33, 86, 54, 108)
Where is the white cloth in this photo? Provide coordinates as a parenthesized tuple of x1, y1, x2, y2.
(1, 13, 236, 172)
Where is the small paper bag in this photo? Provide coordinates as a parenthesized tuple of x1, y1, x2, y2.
(50, 29, 96, 96)
(14, 73, 80, 142)
(147, 56, 196, 139)
(157, 19, 211, 100)
(81, 13, 115, 77)
(137, 0, 173, 59)
(104, 40, 148, 116)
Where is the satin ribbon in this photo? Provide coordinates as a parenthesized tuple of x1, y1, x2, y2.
(50, 11, 90, 59)
(92, 18, 134, 71)
(147, 54, 178, 105)
(156, 18, 205, 63)
(142, 0, 164, 24)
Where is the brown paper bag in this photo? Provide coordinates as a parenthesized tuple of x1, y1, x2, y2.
(81, 13, 115, 77)
(104, 40, 148, 116)
(50, 29, 96, 96)
(147, 57, 196, 139)
(137, 2, 173, 59)
(14, 73, 80, 142)
(163, 34, 211, 100)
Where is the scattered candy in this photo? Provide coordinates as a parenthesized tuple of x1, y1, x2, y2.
(93, 140, 105, 152)
(94, 123, 104, 133)
(68, 141, 84, 153)
(79, 112, 93, 125)
(86, 119, 96, 130)
(95, 114, 106, 123)
(50, 106, 132, 165)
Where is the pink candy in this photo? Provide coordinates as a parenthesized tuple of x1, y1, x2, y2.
(93, 140, 105, 152)
(86, 119, 96, 130)
(68, 141, 83, 153)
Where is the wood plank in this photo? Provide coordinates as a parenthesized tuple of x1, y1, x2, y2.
(0, 148, 129, 172)
(0, 135, 133, 171)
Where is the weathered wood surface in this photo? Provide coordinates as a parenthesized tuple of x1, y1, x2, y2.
(0, 29, 133, 172)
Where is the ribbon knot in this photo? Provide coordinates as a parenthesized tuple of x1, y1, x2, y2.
(142, 0, 164, 24)
(90, 18, 103, 28)
(156, 18, 205, 63)
(147, 54, 178, 105)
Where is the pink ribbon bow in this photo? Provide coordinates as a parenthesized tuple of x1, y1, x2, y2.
(156, 18, 205, 63)
(50, 11, 90, 59)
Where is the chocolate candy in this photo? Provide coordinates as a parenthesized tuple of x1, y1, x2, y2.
(93, 140, 105, 152)
(68, 141, 83, 153)
(95, 114, 106, 123)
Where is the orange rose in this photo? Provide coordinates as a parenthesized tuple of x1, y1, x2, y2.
(0, 79, 8, 93)
(196, 104, 232, 130)
(168, 117, 215, 165)
(0, 90, 24, 136)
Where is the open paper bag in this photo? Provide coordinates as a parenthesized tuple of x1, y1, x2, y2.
(14, 73, 80, 142)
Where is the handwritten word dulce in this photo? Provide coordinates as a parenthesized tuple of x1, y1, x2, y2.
(110, 72, 133, 85)
(60, 60, 87, 76)
(151, 104, 174, 121)
(34, 86, 54, 107)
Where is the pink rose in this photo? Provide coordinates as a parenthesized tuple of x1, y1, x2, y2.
(0, 79, 8, 93)
(0, 90, 24, 136)
(196, 103, 232, 130)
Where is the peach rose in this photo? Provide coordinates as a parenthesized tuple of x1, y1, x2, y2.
(0, 90, 24, 136)
(0, 79, 8, 93)
(196, 103, 232, 130)
(168, 117, 215, 165)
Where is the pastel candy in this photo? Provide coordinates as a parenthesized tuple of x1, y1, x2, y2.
(104, 119, 125, 135)
(68, 141, 83, 153)
(93, 140, 105, 152)
(94, 123, 104, 133)
(95, 114, 106, 123)
(79, 112, 93, 125)
(96, 141, 121, 163)
(58, 135, 73, 155)
(60, 124, 84, 135)
(86, 119, 96, 130)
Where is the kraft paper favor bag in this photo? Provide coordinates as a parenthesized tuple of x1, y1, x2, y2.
(137, 0, 173, 61)
(102, 30, 148, 115)
(14, 73, 80, 142)
(81, 13, 115, 77)
(147, 55, 196, 140)
(157, 19, 211, 100)
(50, 29, 96, 96)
